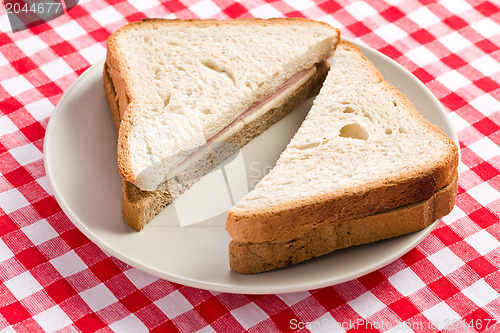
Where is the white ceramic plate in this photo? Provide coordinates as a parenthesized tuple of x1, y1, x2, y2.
(44, 41, 458, 294)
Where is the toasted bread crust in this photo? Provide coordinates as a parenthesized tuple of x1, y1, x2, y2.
(229, 171, 458, 274)
(102, 63, 121, 133)
(105, 18, 340, 186)
(226, 41, 459, 243)
(103, 60, 330, 230)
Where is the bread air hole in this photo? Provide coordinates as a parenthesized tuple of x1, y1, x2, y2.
(343, 106, 355, 113)
(163, 94, 171, 109)
(363, 111, 372, 120)
(385, 127, 392, 135)
(339, 123, 369, 140)
(201, 59, 236, 84)
(295, 141, 320, 150)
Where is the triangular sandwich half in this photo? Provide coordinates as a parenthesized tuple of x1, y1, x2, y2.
(103, 18, 340, 230)
(226, 41, 459, 273)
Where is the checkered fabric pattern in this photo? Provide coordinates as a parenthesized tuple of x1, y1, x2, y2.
(0, 0, 499, 332)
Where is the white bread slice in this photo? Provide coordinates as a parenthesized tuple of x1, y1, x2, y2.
(230, 171, 458, 274)
(226, 41, 459, 247)
(105, 18, 340, 191)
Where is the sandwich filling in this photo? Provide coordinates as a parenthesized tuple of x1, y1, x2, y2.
(164, 64, 318, 189)
(209, 65, 317, 144)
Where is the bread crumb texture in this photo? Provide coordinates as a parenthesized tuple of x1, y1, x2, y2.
(232, 42, 458, 211)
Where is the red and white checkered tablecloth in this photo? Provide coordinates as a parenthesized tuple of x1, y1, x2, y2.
(0, 0, 499, 332)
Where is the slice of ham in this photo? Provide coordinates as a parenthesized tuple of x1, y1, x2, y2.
(209, 65, 318, 144)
